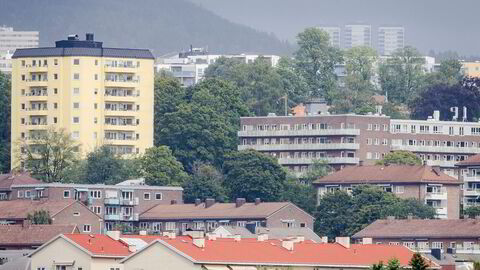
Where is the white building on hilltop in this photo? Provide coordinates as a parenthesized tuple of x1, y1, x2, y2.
(344, 24, 372, 49)
(378, 26, 405, 56)
(317, 26, 341, 47)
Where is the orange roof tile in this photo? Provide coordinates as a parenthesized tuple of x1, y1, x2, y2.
(64, 234, 131, 257)
(0, 173, 42, 190)
(0, 200, 77, 219)
(0, 224, 77, 246)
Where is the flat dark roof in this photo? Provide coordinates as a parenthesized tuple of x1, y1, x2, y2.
(12, 47, 155, 59)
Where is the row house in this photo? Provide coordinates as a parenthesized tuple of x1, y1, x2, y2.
(313, 165, 462, 219)
(138, 198, 314, 234)
(9, 182, 183, 231)
(353, 218, 480, 258)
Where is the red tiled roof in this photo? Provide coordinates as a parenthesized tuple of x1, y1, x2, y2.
(140, 202, 301, 220)
(314, 165, 461, 185)
(125, 237, 434, 267)
(353, 219, 480, 239)
(63, 234, 131, 257)
(456, 154, 480, 166)
(0, 173, 42, 190)
(0, 224, 77, 246)
(0, 200, 76, 219)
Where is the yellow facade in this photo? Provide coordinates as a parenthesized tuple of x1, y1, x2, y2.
(11, 47, 154, 168)
(462, 61, 480, 77)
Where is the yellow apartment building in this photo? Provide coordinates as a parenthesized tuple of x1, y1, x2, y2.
(462, 61, 480, 77)
(10, 33, 154, 168)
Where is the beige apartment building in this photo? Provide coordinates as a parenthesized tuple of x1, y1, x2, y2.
(10, 33, 154, 168)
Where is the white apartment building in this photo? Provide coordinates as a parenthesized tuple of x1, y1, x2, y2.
(378, 26, 405, 56)
(0, 51, 13, 74)
(317, 26, 341, 47)
(344, 24, 372, 49)
(0, 26, 39, 53)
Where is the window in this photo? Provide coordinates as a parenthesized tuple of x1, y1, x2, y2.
(367, 124, 373, 130)
(382, 139, 388, 145)
(53, 117, 58, 124)
(417, 241, 429, 250)
(90, 206, 101, 215)
(54, 88, 58, 94)
(383, 124, 388, 131)
(460, 127, 464, 136)
(56, 266, 66, 270)
(94, 74, 98, 80)
(53, 73, 58, 80)
(165, 222, 176, 231)
(144, 193, 151, 200)
(54, 59, 58, 65)
(89, 190, 102, 199)
(73, 59, 80, 65)
(94, 117, 98, 124)
(83, 224, 91, 233)
(300, 223, 306, 228)
(395, 186, 404, 194)
(237, 221, 246, 227)
(73, 102, 80, 109)
(94, 103, 98, 109)
(432, 242, 443, 249)
(21, 60, 25, 67)
(374, 138, 380, 145)
(95, 60, 98, 66)
(37, 267, 46, 270)
(367, 138, 372, 145)
(403, 242, 415, 249)
(374, 124, 380, 131)
(152, 222, 162, 232)
(63, 190, 70, 198)
(73, 88, 80, 95)
(17, 190, 24, 198)
(94, 88, 98, 95)
(73, 117, 80, 124)
(21, 74, 25, 81)
(72, 131, 79, 139)
(155, 193, 162, 200)
(54, 103, 58, 109)
(73, 73, 80, 80)
(366, 152, 372, 159)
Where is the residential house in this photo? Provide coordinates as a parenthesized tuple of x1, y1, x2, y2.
(313, 165, 462, 219)
(212, 225, 323, 242)
(0, 200, 103, 233)
(0, 224, 78, 250)
(138, 198, 314, 234)
(0, 173, 41, 201)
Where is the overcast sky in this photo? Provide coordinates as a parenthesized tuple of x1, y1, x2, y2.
(190, 0, 479, 56)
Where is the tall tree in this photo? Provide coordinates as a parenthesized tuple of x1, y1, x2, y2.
(17, 128, 79, 182)
(182, 163, 228, 203)
(464, 206, 480, 218)
(294, 28, 343, 100)
(223, 150, 286, 202)
(409, 253, 428, 270)
(378, 46, 426, 104)
(140, 146, 189, 186)
(425, 59, 463, 86)
(315, 190, 354, 239)
(376, 151, 422, 166)
(282, 173, 317, 214)
(27, 210, 52, 224)
(0, 72, 10, 173)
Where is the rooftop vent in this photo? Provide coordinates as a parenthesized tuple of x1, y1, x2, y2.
(86, 33, 94, 41)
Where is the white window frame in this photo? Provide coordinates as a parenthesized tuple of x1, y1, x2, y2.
(144, 192, 151, 200)
(83, 224, 91, 233)
(155, 193, 162, 200)
(63, 190, 70, 198)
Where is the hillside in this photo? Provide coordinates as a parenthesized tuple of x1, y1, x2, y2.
(0, 0, 292, 56)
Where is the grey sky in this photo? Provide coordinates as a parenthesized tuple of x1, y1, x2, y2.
(190, 0, 479, 56)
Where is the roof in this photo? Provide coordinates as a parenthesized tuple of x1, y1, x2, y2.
(214, 226, 322, 242)
(0, 200, 81, 220)
(0, 173, 41, 191)
(122, 237, 434, 268)
(11, 182, 183, 191)
(456, 154, 480, 166)
(0, 224, 77, 246)
(0, 256, 30, 270)
(352, 219, 480, 239)
(62, 234, 131, 257)
(140, 202, 311, 220)
(314, 165, 461, 185)
(12, 47, 154, 59)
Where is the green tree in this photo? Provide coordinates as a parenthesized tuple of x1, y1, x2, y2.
(294, 27, 343, 100)
(223, 150, 286, 202)
(276, 57, 310, 109)
(315, 190, 354, 239)
(140, 146, 189, 186)
(473, 261, 480, 270)
(156, 78, 249, 171)
(409, 253, 428, 270)
(282, 173, 317, 214)
(425, 59, 463, 86)
(378, 46, 426, 104)
(371, 262, 385, 270)
(303, 159, 332, 184)
(18, 128, 80, 182)
(386, 258, 401, 270)
(0, 72, 10, 173)
(182, 163, 228, 203)
(27, 210, 52, 224)
(376, 151, 422, 166)
(464, 206, 480, 218)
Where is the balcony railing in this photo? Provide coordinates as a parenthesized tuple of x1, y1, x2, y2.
(238, 143, 360, 152)
(104, 213, 139, 221)
(278, 157, 359, 165)
(238, 128, 360, 137)
(392, 144, 480, 154)
(464, 189, 480, 197)
(103, 197, 139, 205)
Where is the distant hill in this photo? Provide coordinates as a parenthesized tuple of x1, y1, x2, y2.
(1, 0, 293, 56)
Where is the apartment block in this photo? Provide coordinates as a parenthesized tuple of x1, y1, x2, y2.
(9, 182, 183, 231)
(0, 26, 39, 54)
(11, 33, 154, 168)
(344, 24, 372, 48)
(317, 26, 341, 47)
(461, 61, 480, 77)
(138, 198, 314, 234)
(353, 218, 480, 256)
(378, 26, 405, 56)
(455, 154, 480, 209)
(313, 165, 462, 219)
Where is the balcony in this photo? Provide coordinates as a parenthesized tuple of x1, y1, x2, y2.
(172, 71, 196, 78)
(464, 189, 480, 197)
(104, 214, 121, 221)
(425, 191, 447, 200)
(425, 160, 457, 168)
(238, 143, 359, 152)
(103, 213, 139, 221)
(434, 207, 448, 217)
(238, 128, 360, 137)
(103, 197, 139, 205)
(26, 79, 48, 87)
(391, 144, 480, 154)
(463, 176, 480, 183)
(278, 157, 359, 165)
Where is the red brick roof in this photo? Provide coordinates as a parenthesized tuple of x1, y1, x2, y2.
(0, 173, 41, 190)
(0, 200, 77, 219)
(63, 234, 131, 257)
(353, 219, 480, 239)
(140, 202, 309, 220)
(123, 236, 435, 267)
(314, 165, 461, 185)
(456, 154, 480, 166)
(0, 224, 77, 246)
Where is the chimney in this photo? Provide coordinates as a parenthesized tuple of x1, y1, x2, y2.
(362, 238, 373, 244)
(139, 230, 147, 236)
(193, 238, 205, 248)
(128, 245, 137, 253)
(236, 198, 246, 208)
(321, 236, 328, 243)
(86, 33, 94, 41)
(22, 219, 32, 228)
(195, 198, 201, 206)
(254, 198, 261, 205)
(257, 233, 268, 242)
(292, 235, 305, 243)
(106, 230, 121, 241)
(282, 239, 294, 251)
(171, 199, 177, 205)
(335, 237, 351, 249)
(206, 233, 217, 241)
(205, 198, 215, 208)
(233, 234, 241, 241)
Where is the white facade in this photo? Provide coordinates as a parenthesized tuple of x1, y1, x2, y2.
(0, 26, 39, 54)
(317, 26, 341, 47)
(0, 50, 13, 73)
(344, 24, 372, 49)
(378, 26, 405, 56)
